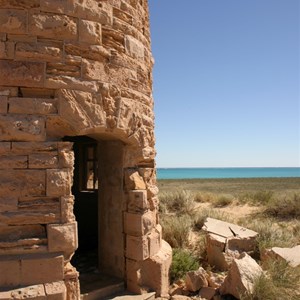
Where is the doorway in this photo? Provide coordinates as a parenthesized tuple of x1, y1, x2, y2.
(64, 136, 126, 297)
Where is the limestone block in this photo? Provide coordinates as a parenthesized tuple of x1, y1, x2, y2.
(199, 287, 216, 300)
(0, 259, 21, 287)
(125, 35, 144, 60)
(226, 235, 257, 253)
(30, 14, 77, 40)
(148, 228, 161, 257)
(0, 211, 58, 225)
(58, 149, 74, 169)
(0, 169, 46, 197)
(29, 153, 59, 169)
(0, 195, 18, 212)
(0, 115, 46, 142)
(46, 169, 72, 196)
(15, 41, 63, 62)
(60, 196, 75, 223)
(40, 0, 113, 25)
(147, 185, 159, 198)
(262, 245, 300, 267)
(45, 281, 67, 300)
(125, 170, 146, 190)
(185, 267, 208, 292)
(202, 217, 258, 240)
(0, 0, 39, 9)
(79, 20, 102, 45)
(9, 97, 58, 115)
(45, 75, 98, 92)
(0, 142, 10, 154)
(0, 9, 27, 34)
(0, 60, 45, 87)
(0, 96, 7, 113)
(47, 222, 78, 256)
(21, 255, 64, 285)
(19, 87, 55, 99)
(124, 211, 154, 237)
(140, 240, 172, 298)
(113, 7, 133, 25)
(219, 253, 263, 299)
(206, 233, 228, 271)
(126, 235, 149, 261)
(0, 155, 27, 169)
(10, 284, 46, 300)
(0, 87, 18, 96)
(81, 58, 109, 81)
(128, 190, 148, 213)
(12, 141, 58, 154)
(0, 41, 14, 59)
(126, 259, 142, 294)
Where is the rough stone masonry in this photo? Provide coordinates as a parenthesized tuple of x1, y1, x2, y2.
(0, 1, 172, 299)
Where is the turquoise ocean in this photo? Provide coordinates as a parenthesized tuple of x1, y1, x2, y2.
(157, 168, 300, 180)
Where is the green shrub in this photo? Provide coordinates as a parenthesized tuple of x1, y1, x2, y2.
(170, 248, 199, 282)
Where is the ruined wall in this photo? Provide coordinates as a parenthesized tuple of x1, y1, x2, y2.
(0, 0, 171, 299)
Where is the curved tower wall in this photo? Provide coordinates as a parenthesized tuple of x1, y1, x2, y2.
(0, 0, 171, 299)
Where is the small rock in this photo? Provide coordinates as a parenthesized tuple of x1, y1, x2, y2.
(171, 296, 192, 300)
(198, 287, 216, 300)
(185, 267, 208, 292)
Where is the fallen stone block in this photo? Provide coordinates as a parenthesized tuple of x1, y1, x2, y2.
(262, 245, 300, 267)
(219, 253, 263, 299)
(199, 286, 216, 300)
(185, 267, 208, 292)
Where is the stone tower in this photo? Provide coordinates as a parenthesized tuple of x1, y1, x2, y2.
(0, 1, 172, 299)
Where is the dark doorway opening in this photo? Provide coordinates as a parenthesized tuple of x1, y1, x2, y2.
(70, 136, 98, 274)
(63, 136, 125, 299)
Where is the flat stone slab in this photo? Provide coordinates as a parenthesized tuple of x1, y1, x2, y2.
(267, 245, 300, 267)
(111, 292, 156, 300)
(202, 217, 258, 239)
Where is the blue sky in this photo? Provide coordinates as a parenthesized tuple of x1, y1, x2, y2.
(148, 0, 300, 168)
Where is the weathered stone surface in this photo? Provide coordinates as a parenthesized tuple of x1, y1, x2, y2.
(45, 75, 98, 92)
(16, 42, 63, 61)
(29, 153, 58, 169)
(46, 169, 72, 196)
(0, 96, 8, 113)
(0, 60, 45, 88)
(0, 259, 21, 287)
(185, 267, 208, 292)
(79, 20, 102, 45)
(219, 253, 263, 299)
(125, 35, 144, 60)
(126, 235, 149, 261)
(11, 284, 46, 300)
(0, 142, 10, 155)
(124, 211, 154, 236)
(0, 170, 45, 197)
(0, 0, 39, 9)
(0, 115, 46, 142)
(141, 241, 172, 298)
(60, 196, 75, 223)
(47, 222, 78, 257)
(9, 97, 58, 115)
(12, 141, 58, 154)
(0, 41, 14, 59)
(125, 170, 147, 190)
(0, 9, 27, 34)
(262, 245, 300, 267)
(203, 217, 258, 240)
(29, 14, 77, 40)
(199, 287, 216, 300)
(128, 190, 148, 213)
(45, 281, 67, 300)
(21, 255, 64, 285)
(0, 155, 27, 169)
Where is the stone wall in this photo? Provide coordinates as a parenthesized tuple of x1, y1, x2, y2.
(0, 1, 172, 299)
